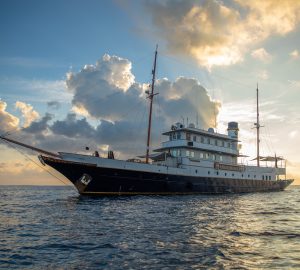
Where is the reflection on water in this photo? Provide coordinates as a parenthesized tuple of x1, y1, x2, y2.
(0, 185, 300, 269)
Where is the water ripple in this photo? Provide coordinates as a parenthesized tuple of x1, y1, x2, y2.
(0, 185, 300, 269)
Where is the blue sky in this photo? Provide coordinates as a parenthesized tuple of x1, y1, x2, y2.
(1, 0, 300, 185)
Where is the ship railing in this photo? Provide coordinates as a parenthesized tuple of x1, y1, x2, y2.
(214, 162, 246, 172)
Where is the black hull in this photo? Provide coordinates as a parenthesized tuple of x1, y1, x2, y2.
(42, 157, 293, 195)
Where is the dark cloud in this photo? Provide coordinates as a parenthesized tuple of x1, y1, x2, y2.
(24, 113, 53, 134)
(51, 113, 96, 138)
(47, 101, 61, 110)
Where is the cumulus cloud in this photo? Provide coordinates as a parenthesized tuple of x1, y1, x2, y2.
(0, 100, 19, 134)
(145, 0, 300, 68)
(66, 54, 139, 120)
(3, 53, 220, 159)
(251, 48, 272, 62)
(15, 101, 39, 127)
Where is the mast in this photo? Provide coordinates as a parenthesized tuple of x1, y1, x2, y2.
(256, 84, 260, 167)
(145, 45, 158, 164)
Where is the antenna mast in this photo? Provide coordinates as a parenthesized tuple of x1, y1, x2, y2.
(145, 45, 158, 164)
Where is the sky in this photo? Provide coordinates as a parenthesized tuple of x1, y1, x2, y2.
(0, 0, 300, 185)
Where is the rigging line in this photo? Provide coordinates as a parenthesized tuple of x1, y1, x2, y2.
(1, 139, 69, 186)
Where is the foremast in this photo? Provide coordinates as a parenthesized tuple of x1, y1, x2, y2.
(145, 45, 158, 164)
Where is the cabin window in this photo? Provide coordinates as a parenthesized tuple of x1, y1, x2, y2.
(219, 156, 223, 162)
(215, 140, 218, 146)
(186, 150, 190, 157)
(216, 171, 219, 175)
(232, 173, 234, 177)
(190, 151, 195, 158)
(254, 175, 256, 178)
(207, 138, 211, 144)
(208, 171, 210, 175)
(269, 176, 271, 180)
(242, 174, 244, 177)
(262, 175, 264, 180)
(177, 149, 181, 156)
(222, 141, 225, 147)
(201, 137, 204, 143)
(169, 135, 172, 141)
(225, 173, 227, 176)
(172, 133, 176, 140)
(248, 174, 250, 178)
(212, 154, 216, 160)
(177, 132, 181, 139)
(172, 150, 177, 157)
(186, 133, 191, 141)
(193, 135, 197, 142)
(200, 153, 204, 159)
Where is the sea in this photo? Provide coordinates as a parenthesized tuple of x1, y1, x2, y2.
(1, 185, 300, 270)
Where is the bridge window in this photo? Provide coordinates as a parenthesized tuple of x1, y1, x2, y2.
(193, 135, 197, 142)
(262, 175, 264, 180)
(201, 136, 204, 143)
(172, 133, 176, 140)
(215, 140, 218, 146)
(186, 133, 191, 141)
(177, 132, 181, 139)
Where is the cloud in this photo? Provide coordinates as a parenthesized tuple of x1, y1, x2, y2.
(51, 113, 96, 138)
(47, 101, 61, 110)
(0, 161, 43, 175)
(2, 53, 220, 159)
(0, 77, 69, 103)
(251, 48, 272, 62)
(145, 0, 300, 68)
(290, 49, 299, 59)
(24, 113, 53, 135)
(0, 100, 19, 134)
(15, 101, 39, 127)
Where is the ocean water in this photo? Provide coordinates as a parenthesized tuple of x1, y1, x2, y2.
(1, 185, 300, 270)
